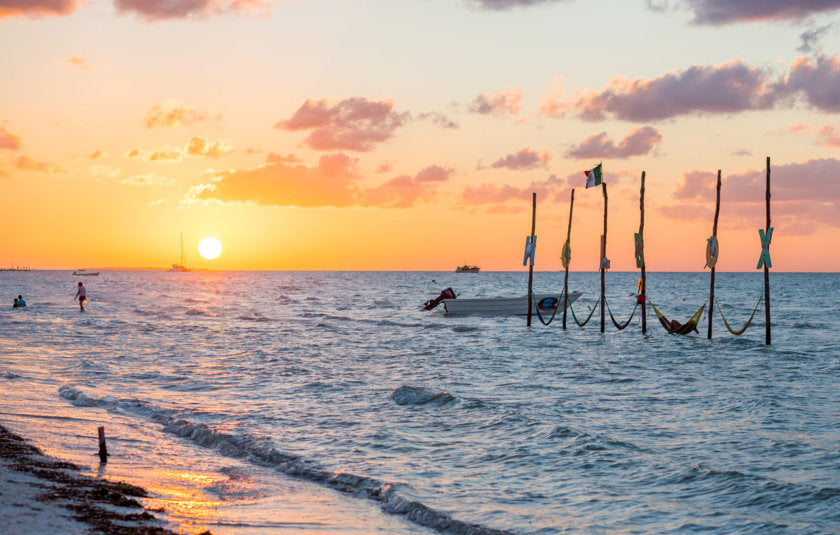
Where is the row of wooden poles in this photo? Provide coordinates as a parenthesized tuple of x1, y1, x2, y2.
(525, 157, 772, 345)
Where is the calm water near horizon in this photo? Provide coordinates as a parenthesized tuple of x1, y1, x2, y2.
(1, 270, 838, 534)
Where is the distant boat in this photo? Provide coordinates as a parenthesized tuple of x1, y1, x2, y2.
(168, 232, 190, 272)
(455, 265, 480, 273)
(73, 270, 99, 276)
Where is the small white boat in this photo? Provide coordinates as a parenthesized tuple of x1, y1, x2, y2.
(73, 270, 99, 276)
(455, 265, 480, 273)
(441, 291, 582, 316)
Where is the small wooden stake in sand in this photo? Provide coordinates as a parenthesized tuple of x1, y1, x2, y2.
(97, 426, 108, 463)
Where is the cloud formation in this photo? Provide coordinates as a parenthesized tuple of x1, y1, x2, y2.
(666, 159, 840, 233)
(459, 174, 568, 207)
(114, 0, 268, 21)
(148, 146, 183, 162)
(470, 87, 524, 116)
(552, 60, 776, 121)
(488, 148, 552, 170)
(785, 56, 840, 112)
(65, 55, 90, 70)
(186, 136, 233, 158)
(122, 173, 174, 186)
(143, 102, 209, 128)
(0, 126, 22, 151)
(14, 155, 65, 174)
(565, 126, 662, 159)
(468, 0, 566, 10)
(818, 125, 840, 147)
(196, 154, 447, 208)
(545, 56, 840, 121)
(0, 0, 80, 19)
(277, 97, 409, 152)
(673, 0, 840, 25)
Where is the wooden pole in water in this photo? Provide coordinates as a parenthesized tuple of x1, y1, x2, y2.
(562, 189, 574, 330)
(639, 172, 646, 334)
(97, 426, 108, 463)
(527, 192, 537, 327)
(600, 182, 607, 333)
(708, 170, 721, 339)
(765, 157, 771, 345)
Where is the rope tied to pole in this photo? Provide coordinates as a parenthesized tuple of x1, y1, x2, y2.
(716, 295, 764, 336)
(605, 298, 640, 330)
(568, 299, 600, 327)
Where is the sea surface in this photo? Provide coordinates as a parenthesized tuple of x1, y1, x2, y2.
(1, 270, 838, 534)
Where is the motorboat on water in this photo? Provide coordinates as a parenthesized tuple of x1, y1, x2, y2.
(424, 287, 582, 316)
(455, 265, 480, 273)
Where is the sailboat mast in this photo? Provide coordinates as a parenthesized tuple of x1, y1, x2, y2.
(180, 231, 186, 266)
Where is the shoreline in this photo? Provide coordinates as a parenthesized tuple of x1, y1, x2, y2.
(0, 423, 203, 535)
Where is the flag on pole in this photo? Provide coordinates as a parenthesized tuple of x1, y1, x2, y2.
(584, 163, 602, 188)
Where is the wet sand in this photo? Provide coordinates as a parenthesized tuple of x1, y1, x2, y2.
(0, 424, 191, 534)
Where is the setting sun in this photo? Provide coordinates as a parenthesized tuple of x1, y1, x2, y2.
(198, 237, 222, 260)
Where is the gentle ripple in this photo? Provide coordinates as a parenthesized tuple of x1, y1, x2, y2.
(1, 270, 838, 534)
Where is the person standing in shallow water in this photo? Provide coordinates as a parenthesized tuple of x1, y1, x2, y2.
(74, 282, 87, 312)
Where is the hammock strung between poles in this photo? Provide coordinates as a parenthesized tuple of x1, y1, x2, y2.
(533, 288, 565, 326)
(649, 300, 707, 335)
(568, 298, 599, 327)
(605, 298, 640, 330)
(716, 295, 763, 336)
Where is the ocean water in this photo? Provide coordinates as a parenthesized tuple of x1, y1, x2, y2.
(1, 270, 838, 534)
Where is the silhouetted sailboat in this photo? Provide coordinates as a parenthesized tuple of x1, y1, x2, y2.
(168, 232, 190, 272)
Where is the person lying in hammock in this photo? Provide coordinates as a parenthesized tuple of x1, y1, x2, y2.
(670, 318, 699, 334)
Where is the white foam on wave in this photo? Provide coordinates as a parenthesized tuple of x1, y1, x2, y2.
(57, 385, 510, 535)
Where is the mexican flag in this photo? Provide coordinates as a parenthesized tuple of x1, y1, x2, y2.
(584, 163, 602, 188)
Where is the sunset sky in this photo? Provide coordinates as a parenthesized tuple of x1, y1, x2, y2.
(1, 0, 839, 271)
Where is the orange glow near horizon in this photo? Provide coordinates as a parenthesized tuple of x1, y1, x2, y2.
(1, 3, 838, 272)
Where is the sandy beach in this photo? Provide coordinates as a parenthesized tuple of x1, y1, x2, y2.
(0, 423, 183, 534)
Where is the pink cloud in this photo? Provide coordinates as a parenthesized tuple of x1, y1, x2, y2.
(363, 175, 435, 208)
(666, 159, 840, 233)
(197, 155, 444, 208)
(65, 55, 90, 70)
(566, 126, 662, 159)
(468, 0, 566, 10)
(818, 125, 840, 147)
(14, 155, 65, 174)
(552, 60, 776, 122)
(417, 112, 458, 129)
(786, 56, 840, 112)
(114, 0, 268, 21)
(414, 165, 451, 182)
(470, 87, 524, 116)
(459, 174, 568, 206)
(545, 56, 840, 121)
(277, 97, 409, 152)
(0, 0, 80, 19)
(0, 126, 22, 151)
(143, 102, 209, 128)
(677, 0, 840, 25)
(266, 153, 301, 164)
(488, 148, 552, 170)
